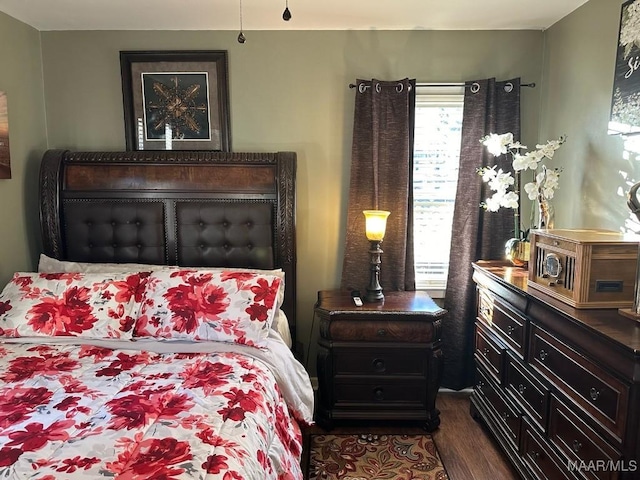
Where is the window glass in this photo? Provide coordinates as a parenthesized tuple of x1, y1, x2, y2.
(413, 86, 464, 296)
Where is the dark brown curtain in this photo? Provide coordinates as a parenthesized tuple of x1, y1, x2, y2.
(442, 78, 521, 390)
(341, 78, 416, 292)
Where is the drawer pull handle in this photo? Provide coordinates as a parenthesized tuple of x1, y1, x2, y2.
(373, 387, 384, 401)
(539, 350, 548, 361)
(590, 387, 600, 401)
(372, 359, 386, 372)
(507, 325, 515, 335)
(518, 384, 526, 394)
(483, 347, 490, 356)
(572, 440, 582, 453)
(377, 328, 387, 337)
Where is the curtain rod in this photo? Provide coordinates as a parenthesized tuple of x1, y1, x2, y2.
(349, 81, 536, 91)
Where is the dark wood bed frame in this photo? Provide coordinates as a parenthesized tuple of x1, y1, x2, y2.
(38, 149, 298, 352)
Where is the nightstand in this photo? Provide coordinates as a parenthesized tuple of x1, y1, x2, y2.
(315, 289, 446, 431)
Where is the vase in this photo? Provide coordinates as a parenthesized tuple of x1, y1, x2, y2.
(538, 197, 555, 229)
(504, 238, 530, 268)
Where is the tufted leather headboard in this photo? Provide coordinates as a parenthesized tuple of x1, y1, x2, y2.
(38, 149, 298, 351)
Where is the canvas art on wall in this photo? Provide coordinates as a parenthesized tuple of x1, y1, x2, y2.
(120, 50, 231, 151)
(610, 0, 640, 135)
(0, 91, 10, 179)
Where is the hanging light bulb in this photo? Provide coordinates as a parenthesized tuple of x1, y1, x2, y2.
(237, 0, 246, 43)
(282, 0, 291, 21)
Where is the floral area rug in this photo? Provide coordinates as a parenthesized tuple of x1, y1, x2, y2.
(307, 433, 449, 480)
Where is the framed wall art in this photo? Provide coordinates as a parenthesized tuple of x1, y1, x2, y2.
(609, 0, 640, 135)
(120, 50, 231, 151)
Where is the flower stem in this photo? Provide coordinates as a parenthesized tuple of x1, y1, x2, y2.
(514, 170, 521, 239)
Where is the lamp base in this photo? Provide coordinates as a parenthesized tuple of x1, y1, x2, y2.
(364, 288, 384, 303)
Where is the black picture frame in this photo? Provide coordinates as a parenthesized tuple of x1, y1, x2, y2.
(609, 0, 640, 135)
(120, 50, 231, 151)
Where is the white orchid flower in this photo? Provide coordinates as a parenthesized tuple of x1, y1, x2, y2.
(480, 165, 498, 182)
(488, 169, 514, 193)
(524, 182, 539, 200)
(477, 132, 566, 232)
(485, 194, 503, 212)
(513, 151, 540, 172)
(481, 133, 513, 156)
(501, 191, 519, 209)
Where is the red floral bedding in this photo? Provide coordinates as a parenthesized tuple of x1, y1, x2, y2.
(0, 341, 307, 479)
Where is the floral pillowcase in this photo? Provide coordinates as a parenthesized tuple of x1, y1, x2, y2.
(133, 269, 283, 347)
(0, 272, 150, 339)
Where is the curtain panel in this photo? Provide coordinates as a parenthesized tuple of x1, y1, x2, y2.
(442, 77, 522, 390)
(341, 78, 416, 293)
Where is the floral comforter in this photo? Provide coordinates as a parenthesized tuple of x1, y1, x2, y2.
(0, 338, 312, 479)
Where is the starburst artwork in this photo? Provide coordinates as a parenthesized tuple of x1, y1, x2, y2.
(142, 73, 211, 141)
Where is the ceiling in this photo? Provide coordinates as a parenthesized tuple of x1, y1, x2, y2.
(0, 0, 590, 32)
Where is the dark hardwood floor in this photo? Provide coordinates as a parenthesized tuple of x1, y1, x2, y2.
(303, 390, 520, 480)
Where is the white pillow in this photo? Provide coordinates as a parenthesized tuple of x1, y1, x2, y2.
(38, 254, 167, 274)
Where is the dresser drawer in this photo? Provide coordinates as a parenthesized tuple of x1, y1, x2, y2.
(328, 318, 435, 342)
(478, 289, 526, 357)
(475, 323, 505, 384)
(528, 325, 629, 443)
(475, 367, 521, 449)
(548, 395, 622, 480)
(334, 378, 426, 407)
(505, 352, 550, 432)
(333, 346, 427, 376)
(521, 417, 579, 480)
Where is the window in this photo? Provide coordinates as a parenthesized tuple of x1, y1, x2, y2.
(413, 85, 464, 297)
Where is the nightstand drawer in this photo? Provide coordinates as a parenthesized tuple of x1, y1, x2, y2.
(529, 324, 629, 443)
(333, 346, 426, 376)
(334, 378, 427, 406)
(328, 319, 435, 342)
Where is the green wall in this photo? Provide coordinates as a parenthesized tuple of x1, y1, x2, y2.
(542, 0, 631, 230)
(0, 12, 47, 285)
(39, 29, 544, 367)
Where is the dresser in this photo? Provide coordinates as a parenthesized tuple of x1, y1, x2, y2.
(315, 289, 446, 431)
(472, 261, 640, 480)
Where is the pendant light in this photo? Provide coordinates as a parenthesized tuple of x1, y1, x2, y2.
(282, 0, 292, 21)
(237, 0, 246, 43)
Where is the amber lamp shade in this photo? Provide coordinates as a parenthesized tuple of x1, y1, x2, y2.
(363, 210, 390, 302)
(363, 210, 390, 241)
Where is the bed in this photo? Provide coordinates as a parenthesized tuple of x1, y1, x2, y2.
(0, 149, 314, 479)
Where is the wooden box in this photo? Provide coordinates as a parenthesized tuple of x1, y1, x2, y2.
(527, 229, 640, 308)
